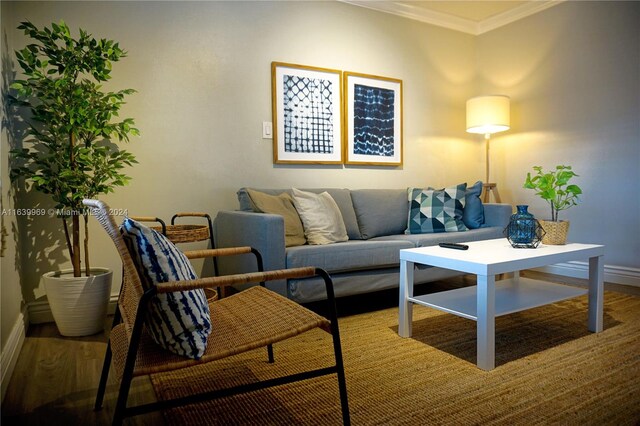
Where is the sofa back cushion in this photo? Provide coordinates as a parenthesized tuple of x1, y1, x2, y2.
(238, 188, 362, 240)
(350, 189, 408, 239)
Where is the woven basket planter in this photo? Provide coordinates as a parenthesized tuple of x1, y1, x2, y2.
(540, 220, 570, 245)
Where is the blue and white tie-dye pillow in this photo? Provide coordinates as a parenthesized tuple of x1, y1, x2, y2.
(121, 217, 211, 359)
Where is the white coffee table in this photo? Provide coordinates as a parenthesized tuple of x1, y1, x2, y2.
(398, 238, 605, 371)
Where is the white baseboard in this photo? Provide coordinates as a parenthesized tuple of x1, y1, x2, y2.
(28, 295, 119, 325)
(534, 262, 640, 287)
(1, 307, 27, 402)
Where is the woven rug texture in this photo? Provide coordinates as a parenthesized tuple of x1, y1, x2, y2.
(150, 291, 640, 425)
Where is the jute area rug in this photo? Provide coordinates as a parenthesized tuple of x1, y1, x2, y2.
(151, 291, 640, 425)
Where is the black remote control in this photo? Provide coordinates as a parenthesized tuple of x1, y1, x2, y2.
(438, 243, 469, 250)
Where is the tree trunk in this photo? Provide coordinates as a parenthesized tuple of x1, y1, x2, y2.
(84, 214, 90, 277)
(72, 214, 81, 277)
(69, 131, 81, 277)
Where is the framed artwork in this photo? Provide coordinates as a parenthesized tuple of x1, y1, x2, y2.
(344, 72, 403, 166)
(272, 62, 343, 164)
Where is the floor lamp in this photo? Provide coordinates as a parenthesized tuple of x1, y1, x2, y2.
(466, 95, 511, 203)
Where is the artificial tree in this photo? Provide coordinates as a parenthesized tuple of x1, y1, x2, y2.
(10, 20, 138, 277)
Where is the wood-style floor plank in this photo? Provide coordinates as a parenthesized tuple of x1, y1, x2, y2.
(2, 318, 164, 425)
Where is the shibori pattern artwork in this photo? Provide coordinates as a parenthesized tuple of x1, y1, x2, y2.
(272, 62, 343, 164)
(353, 84, 395, 156)
(344, 72, 402, 166)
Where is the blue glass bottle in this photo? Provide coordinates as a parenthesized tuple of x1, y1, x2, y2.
(505, 205, 543, 248)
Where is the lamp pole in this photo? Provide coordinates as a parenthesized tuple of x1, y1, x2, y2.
(465, 95, 510, 204)
(482, 133, 501, 203)
(485, 133, 491, 184)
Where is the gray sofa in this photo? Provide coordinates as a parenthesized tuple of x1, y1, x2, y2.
(215, 188, 512, 303)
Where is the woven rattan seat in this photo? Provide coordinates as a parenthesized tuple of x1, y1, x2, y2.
(84, 199, 350, 425)
(109, 285, 330, 379)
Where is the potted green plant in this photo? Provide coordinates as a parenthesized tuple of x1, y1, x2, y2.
(523, 165, 582, 245)
(10, 20, 139, 335)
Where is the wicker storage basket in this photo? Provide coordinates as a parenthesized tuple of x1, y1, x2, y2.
(540, 220, 570, 245)
(204, 288, 218, 302)
(151, 224, 210, 243)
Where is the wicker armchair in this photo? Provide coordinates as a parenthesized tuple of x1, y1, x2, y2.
(84, 199, 350, 425)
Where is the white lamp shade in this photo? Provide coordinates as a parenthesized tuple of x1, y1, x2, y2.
(466, 95, 510, 135)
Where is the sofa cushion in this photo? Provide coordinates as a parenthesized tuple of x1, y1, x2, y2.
(350, 189, 408, 239)
(120, 218, 212, 360)
(291, 188, 349, 245)
(245, 189, 306, 247)
(286, 240, 414, 272)
(463, 181, 485, 229)
(371, 227, 505, 247)
(238, 188, 361, 240)
(406, 184, 468, 234)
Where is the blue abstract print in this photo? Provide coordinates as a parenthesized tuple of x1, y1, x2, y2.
(353, 84, 395, 157)
(283, 75, 334, 154)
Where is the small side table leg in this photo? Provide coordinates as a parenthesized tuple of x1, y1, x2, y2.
(588, 255, 604, 332)
(477, 274, 496, 370)
(398, 259, 414, 337)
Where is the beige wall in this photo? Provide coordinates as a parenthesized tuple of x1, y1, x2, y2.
(1, 0, 639, 361)
(1, 2, 27, 397)
(1, 0, 478, 341)
(475, 1, 640, 269)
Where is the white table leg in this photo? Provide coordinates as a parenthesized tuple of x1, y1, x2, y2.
(512, 270, 520, 285)
(398, 259, 414, 337)
(476, 274, 496, 371)
(588, 255, 604, 332)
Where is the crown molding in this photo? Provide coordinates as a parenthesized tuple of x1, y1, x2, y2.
(339, 1, 565, 36)
(477, 1, 565, 34)
(341, 1, 478, 34)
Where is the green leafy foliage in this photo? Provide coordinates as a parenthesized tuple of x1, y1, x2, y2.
(9, 20, 139, 276)
(523, 165, 582, 222)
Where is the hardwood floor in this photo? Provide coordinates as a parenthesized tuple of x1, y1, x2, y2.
(1, 318, 164, 425)
(2, 272, 638, 425)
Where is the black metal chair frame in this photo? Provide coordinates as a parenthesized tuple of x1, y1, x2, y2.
(93, 244, 350, 426)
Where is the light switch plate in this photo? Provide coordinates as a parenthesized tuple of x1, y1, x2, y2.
(262, 121, 273, 139)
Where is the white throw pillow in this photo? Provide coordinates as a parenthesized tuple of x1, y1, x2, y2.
(291, 188, 349, 245)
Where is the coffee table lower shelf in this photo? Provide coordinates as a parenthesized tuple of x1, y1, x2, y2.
(409, 277, 588, 321)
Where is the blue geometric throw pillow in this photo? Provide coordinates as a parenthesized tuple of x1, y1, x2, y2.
(120, 218, 211, 359)
(405, 183, 468, 234)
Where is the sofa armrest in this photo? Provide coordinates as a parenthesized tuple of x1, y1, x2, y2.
(214, 210, 287, 296)
(483, 203, 512, 228)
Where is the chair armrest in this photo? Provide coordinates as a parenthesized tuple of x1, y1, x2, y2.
(156, 267, 317, 293)
(183, 247, 253, 259)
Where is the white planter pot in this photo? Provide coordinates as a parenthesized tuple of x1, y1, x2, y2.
(43, 267, 113, 337)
